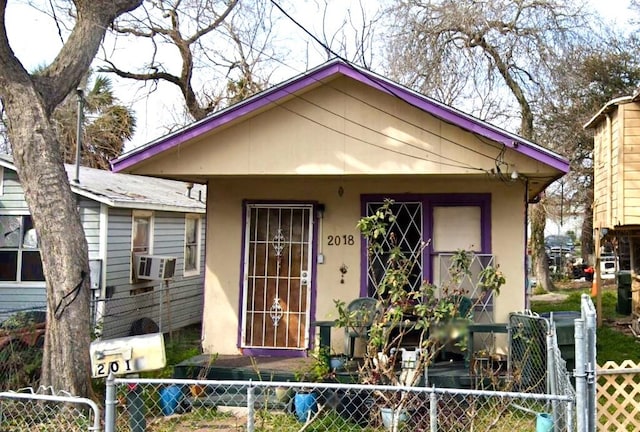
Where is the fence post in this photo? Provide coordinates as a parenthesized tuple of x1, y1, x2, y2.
(430, 388, 437, 432)
(246, 380, 255, 432)
(105, 373, 116, 432)
(566, 400, 574, 432)
(546, 324, 559, 427)
(574, 318, 586, 432)
(583, 294, 597, 432)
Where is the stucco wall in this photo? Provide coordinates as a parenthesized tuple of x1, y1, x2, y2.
(202, 176, 526, 355)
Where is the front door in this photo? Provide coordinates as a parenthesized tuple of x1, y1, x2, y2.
(241, 204, 314, 351)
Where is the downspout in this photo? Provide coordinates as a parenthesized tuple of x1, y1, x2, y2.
(95, 203, 109, 339)
(606, 113, 613, 228)
(524, 177, 530, 309)
(73, 88, 84, 183)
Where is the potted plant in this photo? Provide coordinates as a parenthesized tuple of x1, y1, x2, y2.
(334, 200, 505, 431)
(292, 347, 331, 422)
(329, 349, 347, 371)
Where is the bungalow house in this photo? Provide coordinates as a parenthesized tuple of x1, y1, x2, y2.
(112, 59, 569, 357)
(585, 89, 640, 319)
(0, 155, 206, 338)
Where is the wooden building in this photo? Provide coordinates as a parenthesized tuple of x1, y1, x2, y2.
(585, 89, 640, 319)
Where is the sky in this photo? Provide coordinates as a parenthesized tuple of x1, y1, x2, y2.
(4, 0, 635, 150)
(5, 0, 385, 148)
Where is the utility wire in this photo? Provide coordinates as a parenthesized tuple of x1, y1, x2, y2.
(116, 0, 523, 176)
(211, 21, 500, 165)
(272, 99, 486, 171)
(268, 0, 511, 172)
(282, 91, 482, 171)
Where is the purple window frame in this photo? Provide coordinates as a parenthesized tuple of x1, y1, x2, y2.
(359, 193, 491, 297)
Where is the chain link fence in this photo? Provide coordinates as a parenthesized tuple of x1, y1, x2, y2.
(92, 283, 202, 340)
(0, 387, 100, 431)
(509, 312, 549, 394)
(105, 377, 573, 432)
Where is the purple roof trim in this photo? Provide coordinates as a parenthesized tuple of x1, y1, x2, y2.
(112, 59, 569, 174)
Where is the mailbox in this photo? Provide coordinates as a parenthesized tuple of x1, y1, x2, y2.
(90, 333, 166, 378)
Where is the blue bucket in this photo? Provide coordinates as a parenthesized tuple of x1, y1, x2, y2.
(536, 413, 553, 432)
(294, 392, 317, 422)
(159, 385, 183, 416)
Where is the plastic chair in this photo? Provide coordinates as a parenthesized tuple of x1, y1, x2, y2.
(452, 295, 473, 319)
(344, 297, 378, 359)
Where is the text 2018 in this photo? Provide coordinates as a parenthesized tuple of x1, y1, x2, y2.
(327, 235, 355, 246)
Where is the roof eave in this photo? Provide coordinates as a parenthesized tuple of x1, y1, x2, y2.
(108, 201, 206, 213)
(584, 96, 633, 129)
(71, 186, 205, 213)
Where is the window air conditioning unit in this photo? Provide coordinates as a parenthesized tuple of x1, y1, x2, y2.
(135, 255, 177, 280)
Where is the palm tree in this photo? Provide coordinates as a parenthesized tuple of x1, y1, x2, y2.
(53, 73, 136, 170)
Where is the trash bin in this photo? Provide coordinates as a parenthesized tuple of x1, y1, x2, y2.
(616, 271, 632, 315)
(540, 312, 578, 372)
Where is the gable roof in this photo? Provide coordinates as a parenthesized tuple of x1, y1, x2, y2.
(584, 89, 640, 129)
(0, 155, 205, 213)
(111, 58, 569, 175)
(583, 96, 634, 129)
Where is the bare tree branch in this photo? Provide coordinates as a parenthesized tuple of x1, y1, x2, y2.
(102, 0, 278, 122)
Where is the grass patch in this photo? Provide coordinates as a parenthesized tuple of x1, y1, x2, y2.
(144, 324, 202, 379)
(531, 290, 640, 365)
(595, 326, 640, 364)
(531, 290, 617, 315)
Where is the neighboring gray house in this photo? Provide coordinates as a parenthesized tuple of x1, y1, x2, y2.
(0, 155, 206, 339)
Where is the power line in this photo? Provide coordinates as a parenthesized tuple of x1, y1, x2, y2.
(270, 98, 487, 172)
(284, 91, 482, 171)
(268, 0, 510, 171)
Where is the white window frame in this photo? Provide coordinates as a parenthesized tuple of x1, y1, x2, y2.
(0, 166, 4, 196)
(183, 214, 201, 277)
(0, 214, 44, 283)
(130, 210, 154, 281)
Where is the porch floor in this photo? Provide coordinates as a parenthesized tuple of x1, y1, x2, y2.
(174, 354, 474, 388)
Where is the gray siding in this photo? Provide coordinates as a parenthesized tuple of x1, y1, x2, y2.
(0, 172, 103, 321)
(101, 209, 205, 339)
(79, 197, 101, 258)
(0, 284, 46, 321)
(0, 165, 205, 333)
(1, 168, 29, 212)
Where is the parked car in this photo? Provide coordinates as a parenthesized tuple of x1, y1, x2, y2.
(544, 235, 574, 256)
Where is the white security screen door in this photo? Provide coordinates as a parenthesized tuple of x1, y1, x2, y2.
(241, 204, 314, 350)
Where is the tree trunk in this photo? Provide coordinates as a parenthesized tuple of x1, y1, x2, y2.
(0, 0, 143, 397)
(4, 85, 91, 395)
(531, 198, 554, 291)
(581, 189, 594, 261)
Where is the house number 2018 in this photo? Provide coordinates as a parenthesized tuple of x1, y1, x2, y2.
(327, 235, 355, 246)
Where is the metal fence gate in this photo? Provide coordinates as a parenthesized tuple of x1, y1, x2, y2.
(0, 388, 101, 431)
